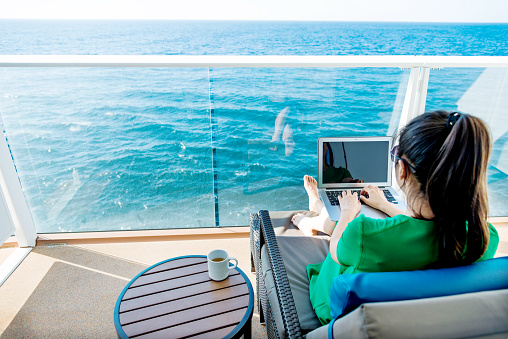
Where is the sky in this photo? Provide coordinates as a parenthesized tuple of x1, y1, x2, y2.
(1, 0, 507, 22)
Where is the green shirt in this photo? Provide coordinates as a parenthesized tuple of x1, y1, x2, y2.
(306, 214, 500, 325)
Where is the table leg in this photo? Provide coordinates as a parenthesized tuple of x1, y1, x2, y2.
(243, 317, 252, 339)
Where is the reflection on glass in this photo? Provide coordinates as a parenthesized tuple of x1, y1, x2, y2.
(320, 140, 390, 185)
(322, 142, 363, 184)
(270, 99, 306, 157)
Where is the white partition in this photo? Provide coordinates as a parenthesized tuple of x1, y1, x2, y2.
(0, 189, 14, 245)
(0, 181, 31, 287)
(0, 128, 36, 285)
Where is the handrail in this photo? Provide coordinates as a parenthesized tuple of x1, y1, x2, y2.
(1, 55, 508, 68)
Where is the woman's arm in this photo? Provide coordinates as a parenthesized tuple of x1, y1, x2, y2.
(330, 190, 361, 264)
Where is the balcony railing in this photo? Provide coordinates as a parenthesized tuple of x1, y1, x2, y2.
(1, 55, 508, 248)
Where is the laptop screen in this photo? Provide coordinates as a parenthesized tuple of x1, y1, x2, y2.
(318, 137, 393, 188)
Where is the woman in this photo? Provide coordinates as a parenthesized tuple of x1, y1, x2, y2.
(293, 111, 499, 324)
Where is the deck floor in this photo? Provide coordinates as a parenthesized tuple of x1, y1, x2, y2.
(0, 236, 267, 338)
(1, 223, 507, 338)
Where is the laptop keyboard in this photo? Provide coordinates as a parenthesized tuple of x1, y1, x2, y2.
(326, 189, 397, 205)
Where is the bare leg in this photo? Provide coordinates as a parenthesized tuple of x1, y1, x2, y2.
(304, 175, 323, 214)
(292, 175, 335, 236)
(291, 209, 335, 236)
(291, 214, 317, 236)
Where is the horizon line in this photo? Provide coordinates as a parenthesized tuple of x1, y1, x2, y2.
(1, 18, 508, 24)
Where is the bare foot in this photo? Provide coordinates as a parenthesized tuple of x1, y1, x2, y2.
(304, 175, 321, 213)
(291, 213, 316, 236)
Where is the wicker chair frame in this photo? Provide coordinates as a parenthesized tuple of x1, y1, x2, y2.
(250, 210, 303, 339)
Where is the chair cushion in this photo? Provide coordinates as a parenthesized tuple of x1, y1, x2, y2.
(325, 289, 508, 338)
(330, 256, 508, 319)
(261, 236, 330, 333)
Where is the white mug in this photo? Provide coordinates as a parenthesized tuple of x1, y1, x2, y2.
(207, 249, 238, 281)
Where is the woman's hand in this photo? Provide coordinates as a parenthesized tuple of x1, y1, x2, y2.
(360, 185, 389, 211)
(360, 185, 407, 218)
(337, 190, 362, 219)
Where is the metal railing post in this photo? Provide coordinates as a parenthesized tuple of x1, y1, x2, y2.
(208, 68, 220, 227)
(393, 67, 430, 195)
(398, 67, 430, 133)
(415, 67, 430, 116)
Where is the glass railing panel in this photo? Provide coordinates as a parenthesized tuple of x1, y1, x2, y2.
(0, 67, 214, 232)
(211, 67, 409, 226)
(426, 67, 508, 217)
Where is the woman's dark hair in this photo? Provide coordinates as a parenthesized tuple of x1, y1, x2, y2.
(397, 110, 491, 267)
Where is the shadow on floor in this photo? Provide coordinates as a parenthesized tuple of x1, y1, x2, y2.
(1, 245, 148, 339)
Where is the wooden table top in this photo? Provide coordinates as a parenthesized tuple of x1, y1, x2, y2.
(114, 255, 254, 339)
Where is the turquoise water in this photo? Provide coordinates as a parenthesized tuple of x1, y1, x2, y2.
(0, 20, 507, 232)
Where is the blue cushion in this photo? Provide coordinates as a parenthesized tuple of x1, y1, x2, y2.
(330, 257, 508, 319)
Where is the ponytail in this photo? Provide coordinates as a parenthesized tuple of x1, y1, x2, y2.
(398, 111, 491, 267)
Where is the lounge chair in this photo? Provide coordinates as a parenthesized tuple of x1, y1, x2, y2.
(250, 210, 508, 338)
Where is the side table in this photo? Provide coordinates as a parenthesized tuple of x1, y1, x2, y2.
(114, 255, 254, 338)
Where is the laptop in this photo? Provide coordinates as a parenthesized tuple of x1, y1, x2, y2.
(317, 136, 407, 221)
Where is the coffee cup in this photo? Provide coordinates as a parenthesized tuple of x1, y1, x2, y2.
(207, 249, 238, 281)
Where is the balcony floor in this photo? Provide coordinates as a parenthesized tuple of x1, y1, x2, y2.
(1, 223, 507, 338)
(0, 234, 268, 338)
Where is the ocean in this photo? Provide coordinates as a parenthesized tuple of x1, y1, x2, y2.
(0, 20, 507, 232)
